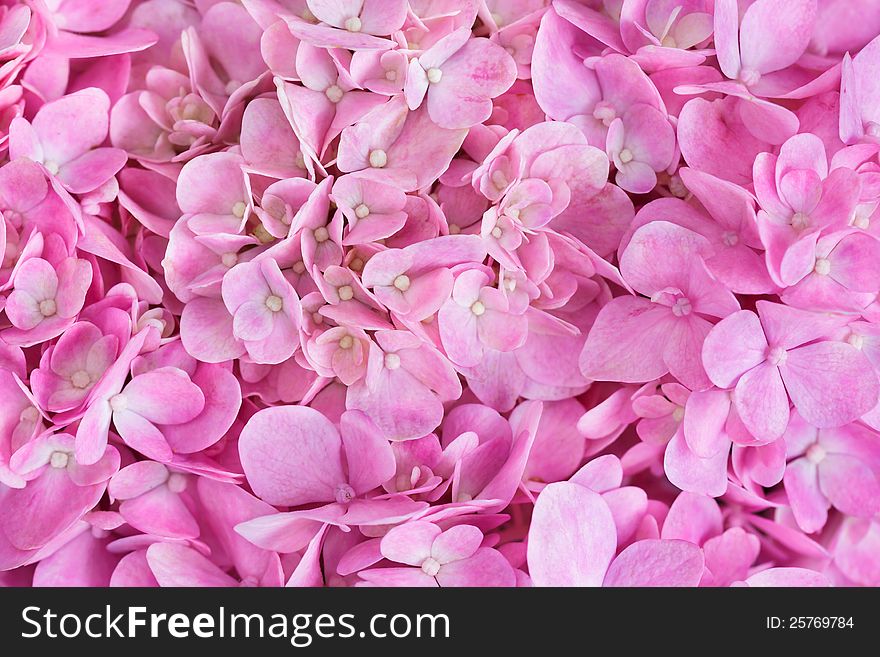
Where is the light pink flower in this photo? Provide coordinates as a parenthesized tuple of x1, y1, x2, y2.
(9, 88, 127, 193)
(703, 301, 879, 440)
(527, 482, 705, 586)
(4, 433, 119, 551)
(30, 321, 119, 412)
(359, 522, 516, 587)
(581, 221, 739, 391)
(438, 268, 528, 367)
(405, 26, 517, 129)
(755, 133, 862, 284)
(3, 256, 92, 347)
(783, 413, 880, 533)
(346, 330, 461, 440)
(221, 257, 302, 365)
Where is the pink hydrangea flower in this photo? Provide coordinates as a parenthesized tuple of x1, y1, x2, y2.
(9, 88, 127, 193)
(581, 221, 739, 391)
(359, 521, 516, 587)
(221, 257, 302, 365)
(703, 301, 879, 440)
(783, 412, 880, 533)
(405, 26, 517, 129)
(2, 0, 880, 590)
(3, 256, 92, 346)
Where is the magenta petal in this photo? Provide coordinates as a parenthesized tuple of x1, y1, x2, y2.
(603, 539, 704, 587)
(664, 429, 730, 497)
(435, 548, 516, 587)
(684, 389, 732, 458)
(146, 543, 239, 587)
(702, 310, 768, 388)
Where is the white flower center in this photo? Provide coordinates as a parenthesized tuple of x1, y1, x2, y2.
(325, 85, 344, 103)
(221, 252, 238, 268)
(338, 285, 354, 301)
(71, 370, 91, 389)
(385, 69, 398, 81)
(232, 201, 247, 218)
(722, 231, 739, 247)
(806, 443, 827, 465)
(491, 226, 503, 239)
(791, 212, 810, 230)
(39, 299, 57, 317)
(470, 301, 486, 316)
(767, 346, 788, 366)
(266, 295, 283, 312)
(853, 213, 870, 230)
(491, 170, 508, 191)
(314, 226, 330, 242)
(167, 472, 188, 493)
(369, 149, 388, 168)
(384, 353, 401, 370)
(355, 204, 370, 219)
(421, 557, 441, 577)
(293, 261, 306, 274)
(592, 102, 616, 126)
(339, 335, 354, 350)
(344, 16, 362, 32)
(671, 297, 692, 317)
(814, 258, 831, 276)
(393, 275, 411, 292)
(619, 149, 634, 164)
(426, 67, 443, 84)
(50, 451, 70, 469)
(672, 406, 685, 423)
(739, 68, 761, 87)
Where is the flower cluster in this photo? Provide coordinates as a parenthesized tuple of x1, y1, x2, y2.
(1, 0, 879, 587)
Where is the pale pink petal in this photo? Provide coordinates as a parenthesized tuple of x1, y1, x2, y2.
(238, 406, 344, 506)
(781, 342, 879, 428)
(527, 482, 617, 586)
(603, 539, 704, 587)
